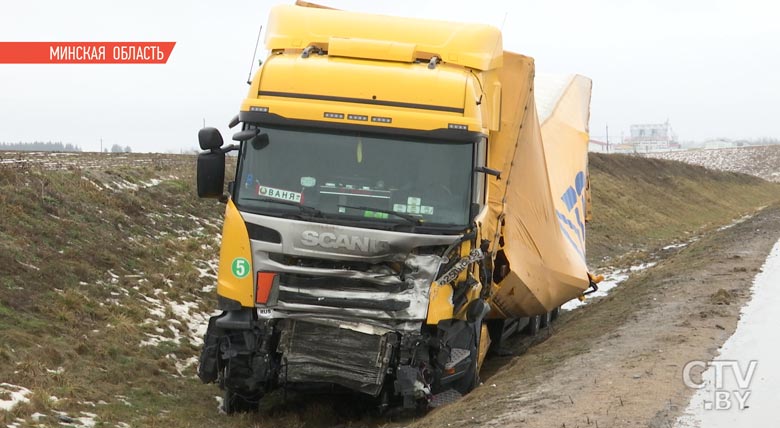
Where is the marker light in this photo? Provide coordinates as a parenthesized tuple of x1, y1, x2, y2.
(371, 116, 392, 123)
(256, 272, 277, 304)
(249, 106, 269, 112)
(324, 112, 345, 119)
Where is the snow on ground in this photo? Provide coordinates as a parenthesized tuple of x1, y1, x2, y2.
(644, 146, 780, 183)
(663, 243, 689, 250)
(169, 300, 213, 347)
(0, 152, 188, 197)
(562, 269, 631, 311)
(0, 383, 31, 411)
(6, 418, 24, 428)
(138, 273, 217, 348)
(215, 396, 225, 414)
(676, 239, 780, 427)
(0, 151, 186, 172)
(51, 410, 98, 428)
(173, 355, 199, 376)
(629, 261, 657, 272)
(717, 213, 755, 231)
(566, 209, 763, 311)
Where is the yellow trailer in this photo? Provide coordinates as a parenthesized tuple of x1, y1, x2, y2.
(195, 3, 594, 413)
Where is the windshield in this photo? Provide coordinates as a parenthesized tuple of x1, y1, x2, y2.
(234, 126, 473, 230)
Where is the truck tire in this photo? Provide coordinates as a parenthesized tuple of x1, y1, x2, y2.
(540, 311, 552, 328)
(223, 388, 261, 414)
(525, 315, 541, 336)
(551, 306, 561, 321)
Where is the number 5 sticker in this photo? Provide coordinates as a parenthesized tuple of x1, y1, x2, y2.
(231, 257, 250, 279)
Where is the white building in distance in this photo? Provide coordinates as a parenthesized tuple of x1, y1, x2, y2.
(626, 121, 679, 152)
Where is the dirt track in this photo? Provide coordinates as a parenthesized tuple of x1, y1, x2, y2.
(411, 204, 780, 428)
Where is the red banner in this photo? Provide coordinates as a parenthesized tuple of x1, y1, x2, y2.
(0, 42, 176, 64)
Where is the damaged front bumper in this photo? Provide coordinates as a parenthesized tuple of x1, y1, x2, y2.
(198, 308, 481, 409)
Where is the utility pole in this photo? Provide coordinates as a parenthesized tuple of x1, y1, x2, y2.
(606, 124, 610, 153)
(100, 137, 103, 153)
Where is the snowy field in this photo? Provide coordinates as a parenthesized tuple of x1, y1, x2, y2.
(644, 145, 780, 183)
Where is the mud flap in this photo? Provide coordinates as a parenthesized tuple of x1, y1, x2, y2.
(198, 315, 223, 383)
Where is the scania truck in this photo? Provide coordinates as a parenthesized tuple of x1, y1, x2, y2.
(196, 3, 595, 413)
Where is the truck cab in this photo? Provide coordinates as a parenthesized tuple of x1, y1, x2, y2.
(195, 3, 593, 413)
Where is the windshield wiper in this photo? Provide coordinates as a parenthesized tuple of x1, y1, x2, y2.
(243, 197, 324, 217)
(338, 204, 423, 226)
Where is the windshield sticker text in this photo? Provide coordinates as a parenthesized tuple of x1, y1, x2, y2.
(300, 176, 316, 187)
(258, 185, 302, 203)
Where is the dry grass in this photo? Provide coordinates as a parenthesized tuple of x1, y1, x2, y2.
(586, 153, 780, 266)
(1, 151, 778, 427)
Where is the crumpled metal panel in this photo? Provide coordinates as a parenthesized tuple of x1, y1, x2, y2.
(245, 213, 454, 331)
(278, 319, 395, 396)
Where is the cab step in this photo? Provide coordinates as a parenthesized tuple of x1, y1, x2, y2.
(445, 347, 471, 370)
(429, 389, 463, 408)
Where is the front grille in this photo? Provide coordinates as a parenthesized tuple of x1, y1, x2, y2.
(269, 252, 397, 273)
(277, 290, 410, 311)
(278, 272, 409, 293)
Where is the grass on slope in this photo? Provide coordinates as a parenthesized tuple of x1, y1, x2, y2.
(586, 153, 780, 267)
(0, 153, 238, 428)
(1, 152, 778, 428)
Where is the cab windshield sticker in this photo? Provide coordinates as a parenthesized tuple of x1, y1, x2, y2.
(258, 185, 302, 203)
(363, 210, 389, 219)
(393, 204, 407, 213)
(300, 176, 316, 188)
(421, 205, 434, 215)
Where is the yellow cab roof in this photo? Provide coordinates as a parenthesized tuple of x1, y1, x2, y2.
(265, 4, 503, 71)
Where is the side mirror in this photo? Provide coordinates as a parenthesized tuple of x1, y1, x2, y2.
(198, 127, 223, 151)
(197, 151, 225, 198)
(228, 115, 240, 129)
(232, 128, 260, 142)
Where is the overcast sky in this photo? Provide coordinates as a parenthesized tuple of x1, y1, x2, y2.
(1, 0, 778, 152)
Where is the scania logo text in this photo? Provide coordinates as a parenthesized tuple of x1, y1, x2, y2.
(300, 230, 390, 253)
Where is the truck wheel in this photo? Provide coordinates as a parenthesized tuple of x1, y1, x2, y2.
(525, 315, 541, 336)
(551, 306, 561, 321)
(540, 311, 552, 328)
(222, 388, 261, 414)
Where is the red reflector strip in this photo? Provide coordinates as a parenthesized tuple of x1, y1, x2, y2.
(256, 272, 276, 304)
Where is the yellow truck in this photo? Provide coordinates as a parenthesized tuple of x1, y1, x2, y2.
(196, 3, 595, 413)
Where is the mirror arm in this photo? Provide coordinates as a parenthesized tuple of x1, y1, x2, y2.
(218, 144, 240, 154)
(475, 166, 502, 179)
